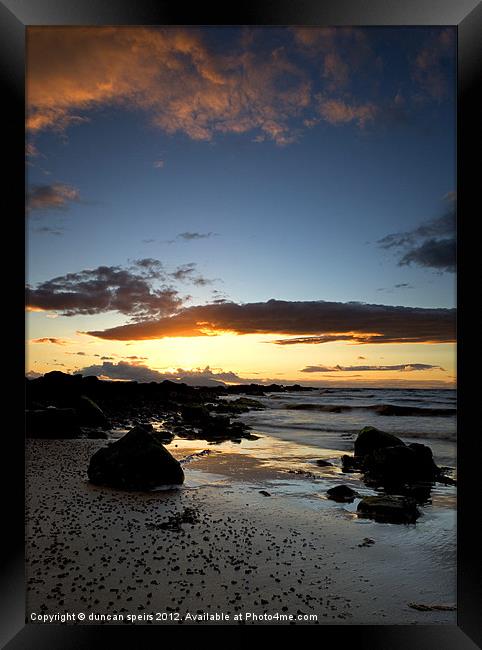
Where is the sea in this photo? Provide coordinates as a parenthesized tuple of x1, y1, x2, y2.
(231, 387, 457, 469)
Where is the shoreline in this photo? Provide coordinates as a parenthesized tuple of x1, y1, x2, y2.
(26, 437, 456, 625)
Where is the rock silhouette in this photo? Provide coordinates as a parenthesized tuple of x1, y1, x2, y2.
(88, 425, 184, 490)
(354, 426, 405, 459)
(326, 485, 358, 503)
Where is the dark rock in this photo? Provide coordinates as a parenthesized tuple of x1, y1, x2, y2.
(243, 432, 261, 441)
(202, 414, 231, 435)
(326, 484, 358, 502)
(408, 443, 440, 479)
(77, 395, 109, 429)
(357, 495, 420, 524)
(354, 426, 405, 460)
(26, 407, 81, 438)
(87, 425, 184, 490)
(437, 474, 457, 486)
(85, 428, 109, 440)
(259, 490, 271, 497)
(341, 455, 360, 473)
(213, 397, 265, 414)
(226, 383, 266, 396)
(152, 429, 175, 444)
(181, 404, 211, 426)
(363, 443, 439, 486)
(316, 459, 333, 467)
(365, 445, 419, 483)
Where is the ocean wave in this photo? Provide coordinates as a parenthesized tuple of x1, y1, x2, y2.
(244, 420, 360, 434)
(285, 403, 456, 417)
(242, 419, 456, 442)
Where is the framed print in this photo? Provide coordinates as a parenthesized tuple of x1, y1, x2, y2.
(1, 0, 481, 647)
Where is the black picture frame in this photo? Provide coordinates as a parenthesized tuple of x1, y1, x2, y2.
(2, 0, 481, 646)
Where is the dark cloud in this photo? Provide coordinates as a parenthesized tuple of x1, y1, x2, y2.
(377, 198, 455, 272)
(377, 282, 414, 292)
(130, 258, 164, 278)
(77, 361, 242, 386)
(177, 232, 217, 241)
(274, 335, 359, 345)
(412, 29, 455, 101)
(399, 238, 455, 272)
(301, 363, 443, 373)
(27, 183, 80, 212)
(30, 337, 69, 345)
(378, 211, 454, 249)
(79, 361, 167, 383)
(169, 263, 213, 286)
(26, 260, 184, 319)
(85, 298, 455, 344)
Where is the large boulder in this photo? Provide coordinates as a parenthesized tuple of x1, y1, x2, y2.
(26, 407, 81, 438)
(363, 443, 440, 487)
(357, 495, 420, 524)
(354, 426, 405, 460)
(87, 425, 184, 490)
(77, 395, 110, 429)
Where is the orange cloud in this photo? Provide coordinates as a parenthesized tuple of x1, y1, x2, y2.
(84, 299, 455, 344)
(27, 183, 80, 212)
(412, 29, 455, 100)
(317, 97, 378, 127)
(323, 52, 350, 87)
(27, 27, 311, 146)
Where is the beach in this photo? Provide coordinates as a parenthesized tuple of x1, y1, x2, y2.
(26, 388, 456, 625)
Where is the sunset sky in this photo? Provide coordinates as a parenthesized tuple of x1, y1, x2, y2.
(26, 26, 456, 387)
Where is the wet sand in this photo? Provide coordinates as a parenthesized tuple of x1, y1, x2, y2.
(26, 439, 456, 625)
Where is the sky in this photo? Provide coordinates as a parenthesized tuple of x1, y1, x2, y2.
(26, 26, 456, 387)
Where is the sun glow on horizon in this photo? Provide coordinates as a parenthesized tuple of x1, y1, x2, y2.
(26, 327, 456, 388)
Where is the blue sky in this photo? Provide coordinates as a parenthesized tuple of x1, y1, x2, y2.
(26, 27, 456, 386)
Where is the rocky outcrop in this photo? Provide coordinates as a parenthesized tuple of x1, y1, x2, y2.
(341, 454, 359, 473)
(87, 425, 184, 490)
(351, 426, 447, 489)
(77, 395, 110, 429)
(26, 407, 81, 439)
(364, 442, 439, 486)
(178, 404, 253, 442)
